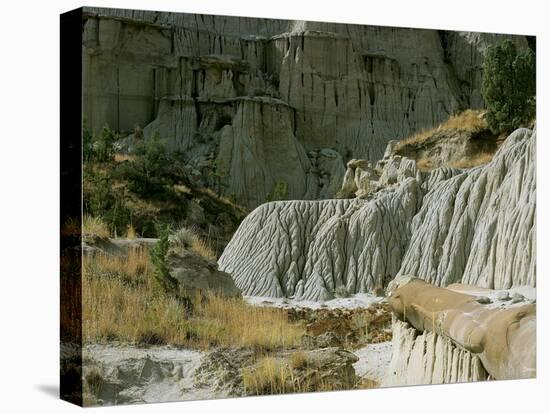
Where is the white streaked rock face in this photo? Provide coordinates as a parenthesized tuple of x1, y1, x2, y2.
(398, 128, 536, 289)
(219, 128, 535, 298)
(82, 7, 530, 208)
(382, 320, 489, 386)
(220, 178, 422, 300)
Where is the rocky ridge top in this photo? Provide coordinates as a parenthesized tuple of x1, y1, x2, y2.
(82, 7, 530, 208)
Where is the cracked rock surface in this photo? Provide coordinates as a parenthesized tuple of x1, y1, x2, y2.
(220, 128, 535, 299)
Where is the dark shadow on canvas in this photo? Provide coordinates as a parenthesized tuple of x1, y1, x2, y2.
(36, 384, 59, 399)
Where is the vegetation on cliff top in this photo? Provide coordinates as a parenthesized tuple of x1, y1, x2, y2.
(83, 125, 247, 253)
(393, 110, 496, 171)
(482, 39, 536, 135)
(394, 109, 488, 152)
(393, 40, 535, 172)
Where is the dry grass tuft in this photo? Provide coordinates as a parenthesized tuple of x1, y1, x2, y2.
(86, 248, 150, 284)
(439, 109, 487, 131)
(357, 378, 379, 389)
(395, 109, 487, 151)
(449, 152, 494, 169)
(289, 351, 309, 369)
(173, 184, 192, 195)
(113, 153, 136, 163)
(83, 271, 191, 345)
(83, 252, 304, 350)
(190, 237, 217, 261)
(84, 250, 196, 345)
(171, 226, 217, 261)
(125, 224, 137, 239)
(243, 357, 292, 395)
(242, 353, 337, 395)
(83, 215, 110, 238)
(416, 158, 434, 172)
(198, 187, 248, 214)
(195, 294, 304, 350)
(84, 368, 103, 396)
(82, 368, 103, 406)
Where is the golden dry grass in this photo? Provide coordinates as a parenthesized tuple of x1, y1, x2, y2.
(198, 187, 248, 214)
(113, 153, 136, 163)
(190, 236, 217, 261)
(82, 215, 110, 238)
(173, 184, 192, 195)
(416, 158, 435, 172)
(395, 109, 487, 151)
(83, 272, 191, 345)
(83, 252, 304, 350)
(449, 152, 494, 169)
(83, 249, 191, 345)
(195, 294, 304, 350)
(171, 226, 218, 261)
(439, 109, 487, 131)
(125, 224, 137, 239)
(242, 353, 339, 395)
(289, 351, 309, 369)
(86, 248, 150, 282)
(243, 357, 294, 395)
(357, 378, 379, 389)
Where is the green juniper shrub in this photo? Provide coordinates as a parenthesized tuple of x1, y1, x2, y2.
(481, 40, 536, 134)
(149, 226, 179, 295)
(94, 125, 118, 162)
(114, 132, 181, 201)
(83, 168, 131, 237)
(267, 181, 289, 202)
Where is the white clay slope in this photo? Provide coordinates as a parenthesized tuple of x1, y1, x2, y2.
(398, 128, 535, 288)
(219, 128, 535, 298)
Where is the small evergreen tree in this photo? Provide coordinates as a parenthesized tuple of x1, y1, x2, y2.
(481, 40, 536, 134)
(122, 132, 170, 198)
(150, 226, 179, 294)
(94, 125, 118, 162)
(267, 181, 289, 202)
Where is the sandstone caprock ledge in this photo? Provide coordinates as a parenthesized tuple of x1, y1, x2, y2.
(384, 277, 535, 383)
(383, 319, 489, 386)
(219, 127, 535, 300)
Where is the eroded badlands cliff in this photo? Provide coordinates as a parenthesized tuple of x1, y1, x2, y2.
(82, 7, 529, 208)
(220, 128, 536, 299)
(78, 8, 536, 398)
